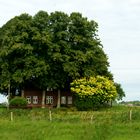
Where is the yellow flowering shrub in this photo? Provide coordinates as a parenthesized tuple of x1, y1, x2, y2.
(71, 76, 117, 110)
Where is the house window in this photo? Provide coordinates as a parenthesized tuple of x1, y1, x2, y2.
(15, 89, 19, 95)
(61, 96, 66, 104)
(46, 96, 53, 104)
(33, 96, 38, 104)
(47, 88, 53, 91)
(26, 96, 31, 104)
(68, 96, 72, 105)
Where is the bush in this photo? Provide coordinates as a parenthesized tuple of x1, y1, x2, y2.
(71, 76, 117, 111)
(9, 96, 27, 107)
(0, 102, 8, 108)
(74, 96, 100, 111)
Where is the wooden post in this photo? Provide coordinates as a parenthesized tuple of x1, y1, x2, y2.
(129, 109, 132, 121)
(49, 108, 52, 121)
(91, 115, 93, 123)
(57, 89, 61, 108)
(42, 90, 46, 108)
(10, 112, 13, 121)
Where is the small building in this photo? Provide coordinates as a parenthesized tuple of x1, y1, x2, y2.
(21, 87, 73, 108)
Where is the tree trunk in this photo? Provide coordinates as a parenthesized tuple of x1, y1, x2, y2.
(57, 89, 61, 108)
(42, 90, 46, 108)
(110, 100, 113, 107)
(21, 90, 24, 97)
(7, 83, 10, 110)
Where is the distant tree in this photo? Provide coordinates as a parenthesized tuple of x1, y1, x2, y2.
(114, 83, 125, 100)
(71, 76, 117, 110)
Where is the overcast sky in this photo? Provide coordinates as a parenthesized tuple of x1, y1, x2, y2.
(0, 0, 140, 102)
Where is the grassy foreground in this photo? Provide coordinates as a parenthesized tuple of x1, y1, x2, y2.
(0, 106, 140, 140)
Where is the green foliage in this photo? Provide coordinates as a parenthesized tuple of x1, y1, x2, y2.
(71, 76, 117, 110)
(0, 103, 7, 108)
(114, 83, 125, 100)
(0, 13, 49, 91)
(74, 96, 100, 111)
(9, 96, 27, 107)
(0, 11, 113, 94)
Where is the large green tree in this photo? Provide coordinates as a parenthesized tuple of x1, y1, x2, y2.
(0, 11, 115, 107)
(0, 13, 49, 92)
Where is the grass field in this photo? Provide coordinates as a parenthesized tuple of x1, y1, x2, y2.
(0, 106, 140, 140)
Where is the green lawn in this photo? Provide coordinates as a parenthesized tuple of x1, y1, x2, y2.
(0, 106, 140, 140)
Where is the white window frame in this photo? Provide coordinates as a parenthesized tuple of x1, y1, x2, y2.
(26, 96, 31, 104)
(46, 96, 53, 104)
(61, 96, 66, 105)
(33, 96, 38, 104)
(68, 96, 72, 105)
(47, 88, 53, 91)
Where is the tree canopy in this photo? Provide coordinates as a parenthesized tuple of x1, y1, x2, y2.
(0, 13, 49, 92)
(0, 11, 115, 95)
